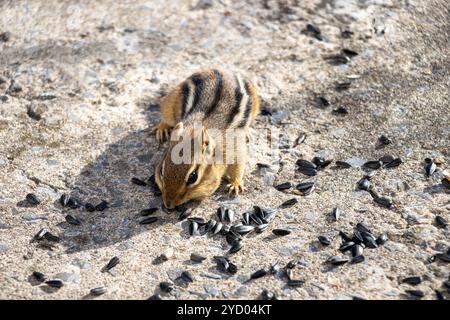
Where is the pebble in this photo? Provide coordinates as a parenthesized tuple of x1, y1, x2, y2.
(0, 243, 10, 254)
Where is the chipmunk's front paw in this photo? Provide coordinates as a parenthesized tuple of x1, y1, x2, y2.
(227, 182, 245, 196)
(155, 122, 172, 143)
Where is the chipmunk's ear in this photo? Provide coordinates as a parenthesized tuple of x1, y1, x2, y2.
(170, 122, 184, 141)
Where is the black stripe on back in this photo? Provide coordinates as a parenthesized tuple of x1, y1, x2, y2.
(181, 82, 190, 118)
(227, 75, 243, 125)
(238, 81, 252, 128)
(205, 70, 223, 117)
(187, 73, 203, 115)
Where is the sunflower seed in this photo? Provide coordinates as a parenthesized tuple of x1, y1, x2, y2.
(263, 208, 277, 222)
(189, 221, 199, 236)
(341, 30, 354, 38)
(59, 194, 70, 207)
(85, 203, 95, 212)
(331, 207, 341, 221)
(90, 287, 107, 296)
(227, 262, 238, 274)
(281, 198, 298, 208)
(131, 177, 147, 186)
(181, 271, 194, 283)
(140, 208, 158, 216)
(275, 182, 292, 191)
(355, 223, 371, 234)
(210, 222, 222, 235)
(357, 178, 371, 191)
(385, 158, 402, 169)
(65, 214, 81, 226)
(178, 208, 192, 221)
(250, 269, 267, 279)
(32, 271, 45, 282)
(379, 135, 392, 145)
(351, 255, 365, 264)
(147, 294, 162, 300)
(159, 281, 174, 292)
(256, 224, 269, 233)
(435, 216, 448, 228)
(215, 257, 229, 272)
(26, 193, 40, 206)
(342, 48, 358, 57)
(242, 212, 250, 225)
(34, 228, 47, 241)
(140, 217, 158, 225)
(225, 232, 240, 245)
(286, 259, 301, 269)
(287, 279, 305, 287)
(147, 174, 162, 196)
(376, 233, 388, 245)
(45, 280, 63, 288)
(318, 236, 331, 246)
(435, 253, 450, 263)
(228, 242, 243, 254)
(406, 290, 424, 298)
(317, 96, 330, 108)
(425, 161, 436, 176)
(296, 182, 315, 195)
(364, 160, 383, 170)
(234, 225, 254, 235)
(269, 262, 280, 274)
(224, 209, 234, 223)
(43, 232, 60, 242)
(327, 255, 349, 266)
(190, 253, 206, 263)
(305, 23, 322, 40)
(95, 200, 109, 211)
(272, 229, 291, 236)
(249, 214, 263, 225)
(339, 231, 352, 242)
(373, 195, 393, 209)
(216, 207, 226, 222)
(312, 157, 332, 169)
(188, 217, 206, 225)
(296, 160, 318, 176)
(339, 241, 355, 252)
(402, 276, 421, 285)
(379, 155, 395, 164)
(335, 161, 352, 168)
(351, 244, 364, 257)
(67, 197, 82, 209)
(294, 133, 307, 146)
(325, 54, 350, 65)
(102, 257, 119, 272)
(335, 82, 351, 92)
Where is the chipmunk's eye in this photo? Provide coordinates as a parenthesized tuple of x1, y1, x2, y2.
(187, 170, 198, 185)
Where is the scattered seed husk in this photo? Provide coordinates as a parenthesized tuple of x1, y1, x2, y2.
(85, 202, 95, 212)
(190, 253, 206, 263)
(189, 221, 199, 236)
(331, 207, 341, 221)
(90, 287, 107, 296)
(335, 161, 352, 169)
(325, 54, 350, 65)
(327, 255, 349, 266)
(45, 280, 63, 288)
(362, 233, 378, 249)
(95, 200, 109, 211)
(43, 232, 60, 242)
(272, 229, 291, 236)
(342, 48, 358, 57)
(435, 216, 448, 228)
(159, 281, 174, 292)
(296, 182, 315, 195)
(351, 255, 365, 264)
(364, 160, 383, 170)
(228, 241, 243, 254)
(275, 182, 292, 191)
(131, 177, 147, 186)
(406, 290, 424, 298)
(281, 198, 298, 208)
(379, 155, 395, 164)
(287, 279, 305, 287)
(140, 208, 158, 216)
(376, 233, 388, 245)
(357, 178, 371, 191)
(65, 214, 81, 226)
(425, 161, 436, 176)
(250, 269, 267, 279)
(140, 217, 158, 225)
(32, 271, 45, 283)
(26, 193, 40, 206)
(335, 82, 351, 92)
(402, 276, 421, 285)
(102, 256, 119, 272)
(181, 271, 194, 283)
(318, 236, 331, 246)
(384, 158, 402, 169)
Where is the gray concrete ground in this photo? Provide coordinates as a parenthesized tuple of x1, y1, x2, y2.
(0, 0, 449, 300)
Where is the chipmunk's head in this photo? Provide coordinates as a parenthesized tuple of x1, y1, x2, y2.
(155, 123, 221, 209)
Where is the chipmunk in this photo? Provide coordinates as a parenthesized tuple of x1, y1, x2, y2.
(154, 69, 260, 209)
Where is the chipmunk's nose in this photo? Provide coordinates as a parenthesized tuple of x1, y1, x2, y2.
(163, 198, 175, 210)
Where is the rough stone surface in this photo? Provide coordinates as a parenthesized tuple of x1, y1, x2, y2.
(0, 0, 449, 300)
